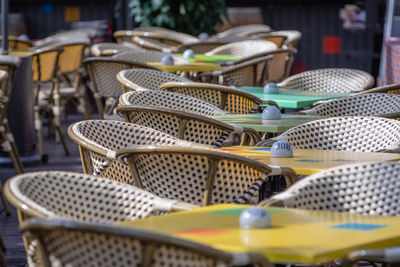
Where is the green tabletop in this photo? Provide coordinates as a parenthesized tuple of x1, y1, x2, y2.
(178, 54, 241, 64)
(238, 87, 351, 108)
(212, 113, 329, 133)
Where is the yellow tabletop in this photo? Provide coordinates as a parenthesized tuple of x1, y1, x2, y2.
(218, 146, 400, 175)
(119, 204, 400, 264)
(147, 62, 220, 72)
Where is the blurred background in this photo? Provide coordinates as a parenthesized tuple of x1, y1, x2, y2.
(7, 0, 390, 81)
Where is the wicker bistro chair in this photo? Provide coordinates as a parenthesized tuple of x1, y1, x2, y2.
(32, 29, 93, 48)
(32, 47, 70, 161)
(214, 24, 272, 39)
(200, 55, 274, 87)
(277, 68, 375, 93)
(1, 36, 33, 50)
(43, 40, 91, 119)
(220, 48, 296, 83)
(83, 57, 158, 119)
(257, 116, 400, 153)
(119, 91, 227, 117)
(252, 33, 287, 48)
(117, 69, 191, 92)
(177, 41, 227, 54)
(260, 160, 400, 266)
(112, 50, 189, 65)
(0, 56, 23, 175)
(0, 70, 16, 218)
(21, 218, 271, 267)
(116, 145, 296, 206)
(67, 120, 200, 184)
(205, 40, 277, 59)
(302, 93, 400, 118)
(115, 29, 198, 47)
(254, 30, 302, 49)
(90, 42, 141, 57)
(5, 171, 197, 266)
(5, 171, 197, 224)
(116, 106, 261, 147)
(160, 82, 267, 114)
(260, 161, 400, 215)
(132, 35, 178, 53)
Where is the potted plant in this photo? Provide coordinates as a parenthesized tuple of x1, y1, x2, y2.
(127, 0, 227, 36)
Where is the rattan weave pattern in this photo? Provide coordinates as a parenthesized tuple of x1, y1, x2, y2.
(303, 93, 400, 117)
(119, 147, 270, 205)
(6, 171, 184, 223)
(277, 68, 374, 93)
(200, 55, 273, 87)
(117, 107, 232, 146)
(38, 228, 222, 267)
(90, 43, 140, 57)
(261, 161, 400, 216)
(266, 116, 400, 152)
(84, 58, 156, 97)
(117, 69, 191, 92)
(214, 24, 272, 38)
(119, 91, 227, 117)
(22, 218, 261, 267)
(160, 82, 263, 114)
(68, 120, 192, 183)
(205, 40, 277, 58)
(261, 30, 302, 48)
(177, 42, 226, 53)
(112, 50, 188, 64)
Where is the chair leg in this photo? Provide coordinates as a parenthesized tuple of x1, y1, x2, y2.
(54, 125, 69, 156)
(4, 124, 24, 173)
(0, 182, 10, 216)
(34, 110, 46, 162)
(0, 127, 23, 174)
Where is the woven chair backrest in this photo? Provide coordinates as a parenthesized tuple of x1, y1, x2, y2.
(90, 43, 140, 56)
(216, 24, 272, 38)
(263, 49, 294, 83)
(267, 30, 302, 48)
(112, 50, 188, 64)
(32, 48, 62, 82)
(177, 41, 226, 53)
(22, 218, 238, 267)
(119, 91, 227, 117)
(117, 106, 234, 147)
(267, 161, 400, 216)
(117, 69, 191, 91)
(276, 116, 400, 152)
(160, 82, 262, 114)
(48, 41, 88, 73)
(117, 146, 272, 205)
(277, 68, 374, 93)
(304, 93, 400, 117)
(206, 40, 277, 58)
(84, 57, 155, 97)
(68, 120, 192, 183)
(6, 171, 175, 223)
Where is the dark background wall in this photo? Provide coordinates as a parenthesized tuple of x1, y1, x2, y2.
(9, 0, 385, 78)
(227, 0, 385, 79)
(10, 0, 114, 39)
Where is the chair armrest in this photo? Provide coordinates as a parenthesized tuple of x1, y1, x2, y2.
(348, 247, 400, 264)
